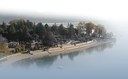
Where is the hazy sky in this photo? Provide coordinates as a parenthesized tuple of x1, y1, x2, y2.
(0, 0, 128, 34)
(0, 0, 128, 22)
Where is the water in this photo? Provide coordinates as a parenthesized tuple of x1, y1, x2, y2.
(0, 22, 128, 79)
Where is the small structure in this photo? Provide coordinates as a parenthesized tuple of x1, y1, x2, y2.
(30, 40, 42, 50)
(8, 41, 19, 48)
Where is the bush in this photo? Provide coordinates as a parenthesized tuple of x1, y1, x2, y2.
(0, 43, 9, 53)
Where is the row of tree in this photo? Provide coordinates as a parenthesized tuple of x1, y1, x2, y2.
(0, 19, 107, 47)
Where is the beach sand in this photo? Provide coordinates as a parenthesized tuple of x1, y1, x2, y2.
(0, 40, 112, 65)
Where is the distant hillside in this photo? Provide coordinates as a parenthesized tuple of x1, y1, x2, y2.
(0, 14, 83, 24)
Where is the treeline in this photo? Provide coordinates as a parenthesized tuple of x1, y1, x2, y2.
(0, 19, 107, 47)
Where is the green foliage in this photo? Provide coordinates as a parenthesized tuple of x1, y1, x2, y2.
(51, 24, 58, 35)
(68, 24, 75, 38)
(0, 19, 107, 48)
(85, 22, 95, 36)
(43, 32, 57, 46)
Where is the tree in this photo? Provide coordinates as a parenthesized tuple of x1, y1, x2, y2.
(51, 23, 58, 35)
(0, 19, 108, 49)
(43, 32, 57, 47)
(1, 21, 7, 31)
(32, 33, 39, 41)
(35, 23, 46, 39)
(68, 23, 75, 38)
(85, 22, 95, 36)
(96, 24, 106, 38)
(26, 20, 34, 30)
(58, 24, 65, 35)
(44, 24, 51, 32)
(23, 26, 32, 41)
(76, 22, 86, 35)
(8, 25, 16, 33)
(77, 22, 85, 30)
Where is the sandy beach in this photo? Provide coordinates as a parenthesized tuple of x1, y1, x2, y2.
(0, 40, 113, 65)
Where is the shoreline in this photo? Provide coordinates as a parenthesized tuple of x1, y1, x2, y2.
(0, 39, 114, 65)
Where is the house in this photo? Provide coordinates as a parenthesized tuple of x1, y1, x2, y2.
(8, 41, 19, 48)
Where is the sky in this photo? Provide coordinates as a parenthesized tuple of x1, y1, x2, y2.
(0, 0, 128, 34)
(0, 0, 128, 22)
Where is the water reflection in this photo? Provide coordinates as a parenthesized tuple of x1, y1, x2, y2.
(13, 55, 58, 68)
(65, 42, 114, 60)
(85, 43, 114, 53)
(12, 42, 115, 68)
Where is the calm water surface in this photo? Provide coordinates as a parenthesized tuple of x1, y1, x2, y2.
(0, 23, 128, 79)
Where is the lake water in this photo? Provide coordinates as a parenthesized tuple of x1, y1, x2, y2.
(0, 22, 128, 79)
